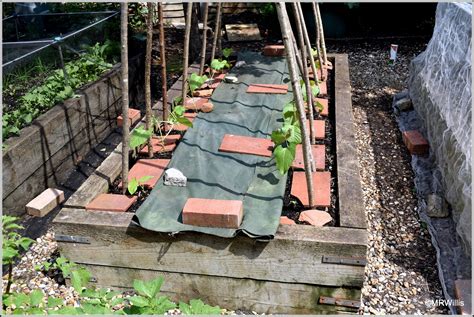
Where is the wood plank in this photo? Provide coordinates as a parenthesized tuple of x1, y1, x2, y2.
(83, 264, 360, 314)
(332, 54, 367, 229)
(2, 66, 122, 198)
(3, 100, 121, 215)
(54, 208, 367, 287)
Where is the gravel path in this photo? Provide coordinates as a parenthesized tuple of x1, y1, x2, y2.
(328, 38, 449, 315)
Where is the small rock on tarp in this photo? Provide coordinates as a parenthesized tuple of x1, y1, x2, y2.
(426, 194, 449, 218)
(164, 168, 187, 187)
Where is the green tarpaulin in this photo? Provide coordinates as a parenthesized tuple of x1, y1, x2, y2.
(133, 52, 293, 239)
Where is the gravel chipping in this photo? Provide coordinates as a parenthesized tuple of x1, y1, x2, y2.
(328, 38, 449, 315)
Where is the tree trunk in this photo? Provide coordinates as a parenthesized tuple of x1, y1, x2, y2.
(145, 2, 154, 158)
(315, 3, 328, 65)
(210, 3, 222, 63)
(158, 3, 167, 123)
(291, 3, 316, 152)
(298, 3, 321, 102)
(199, 3, 209, 75)
(182, 2, 193, 103)
(120, 3, 129, 194)
(312, 2, 325, 80)
(276, 2, 315, 208)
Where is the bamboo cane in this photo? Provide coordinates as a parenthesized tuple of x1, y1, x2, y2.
(182, 3, 192, 103)
(292, 3, 316, 151)
(210, 3, 222, 63)
(145, 2, 154, 158)
(315, 2, 328, 65)
(120, 3, 129, 194)
(297, 2, 321, 108)
(276, 2, 315, 208)
(312, 2, 325, 81)
(199, 3, 209, 75)
(158, 3, 167, 123)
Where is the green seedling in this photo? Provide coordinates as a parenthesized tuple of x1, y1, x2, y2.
(128, 176, 154, 195)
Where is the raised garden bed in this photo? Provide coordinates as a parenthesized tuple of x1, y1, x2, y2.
(53, 54, 367, 314)
(2, 56, 143, 216)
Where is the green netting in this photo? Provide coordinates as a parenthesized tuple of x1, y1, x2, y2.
(133, 51, 293, 239)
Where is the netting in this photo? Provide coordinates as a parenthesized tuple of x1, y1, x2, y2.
(408, 2, 472, 253)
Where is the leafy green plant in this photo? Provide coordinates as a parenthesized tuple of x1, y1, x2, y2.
(178, 299, 221, 315)
(188, 72, 209, 94)
(3, 42, 114, 141)
(125, 278, 176, 314)
(222, 47, 234, 59)
(271, 102, 302, 174)
(300, 80, 324, 113)
(2, 216, 35, 294)
(130, 126, 154, 150)
(3, 289, 46, 315)
(128, 176, 154, 195)
(210, 59, 227, 73)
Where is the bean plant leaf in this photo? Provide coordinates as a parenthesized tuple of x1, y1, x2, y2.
(176, 117, 193, 128)
(128, 178, 139, 195)
(188, 73, 208, 93)
(222, 48, 233, 59)
(130, 127, 153, 149)
(274, 143, 296, 175)
(138, 175, 153, 184)
(210, 59, 227, 71)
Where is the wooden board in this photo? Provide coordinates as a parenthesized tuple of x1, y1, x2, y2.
(332, 54, 367, 229)
(84, 264, 360, 314)
(225, 24, 262, 42)
(54, 208, 367, 288)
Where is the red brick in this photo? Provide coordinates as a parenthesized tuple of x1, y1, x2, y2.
(119, 158, 170, 189)
(182, 198, 243, 228)
(85, 194, 137, 212)
(280, 216, 296, 225)
(314, 98, 328, 117)
(207, 73, 226, 89)
(308, 67, 328, 80)
(298, 209, 332, 226)
(454, 279, 471, 315)
(138, 136, 177, 155)
(167, 112, 197, 132)
(184, 97, 210, 111)
(193, 89, 214, 97)
(292, 144, 325, 171)
(201, 102, 214, 113)
(291, 171, 331, 208)
(263, 45, 286, 56)
(305, 119, 325, 140)
(26, 188, 65, 217)
(219, 134, 273, 157)
(247, 84, 288, 94)
(402, 130, 429, 155)
(118, 108, 141, 128)
(318, 81, 328, 96)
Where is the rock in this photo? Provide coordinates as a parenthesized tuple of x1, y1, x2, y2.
(298, 210, 332, 226)
(201, 102, 214, 113)
(164, 168, 187, 187)
(224, 76, 238, 83)
(235, 61, 246, 68)
(426, 194, 449, 218)
(395, 97, 413, 111)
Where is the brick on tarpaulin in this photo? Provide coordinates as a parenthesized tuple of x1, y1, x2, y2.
(182, 198, 243, 228)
